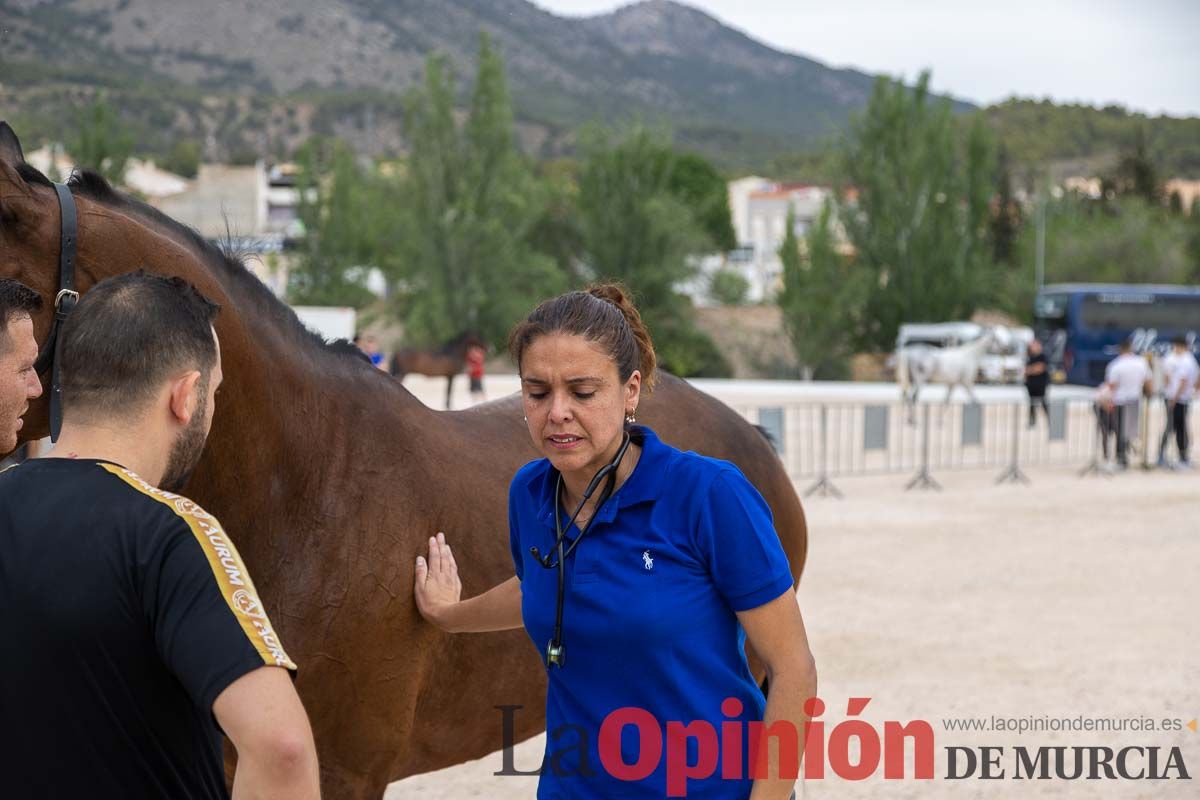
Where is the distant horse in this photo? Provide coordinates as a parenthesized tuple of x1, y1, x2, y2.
(389, 330, 486, 409)
(1, 121, 806, 800)
(897, 328, 997, 422)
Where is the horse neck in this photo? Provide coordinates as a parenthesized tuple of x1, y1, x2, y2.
(178, 269, 434, 552)
(966, 336, 991, 355)
(203, 333, 436, 586)
(212, 293, 429, 458)
(50, 192, 437, 606)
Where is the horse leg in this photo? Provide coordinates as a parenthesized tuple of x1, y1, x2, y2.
(965, 382, 980, 406)
(905, 376, 922, 425)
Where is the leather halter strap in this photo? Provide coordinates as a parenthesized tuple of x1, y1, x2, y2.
(31, 182, 79, 443)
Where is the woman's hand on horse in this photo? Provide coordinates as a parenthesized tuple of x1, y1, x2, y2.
(414, 532, 462, 629)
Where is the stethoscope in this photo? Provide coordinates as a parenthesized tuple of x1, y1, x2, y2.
(529, 430, 633, 668)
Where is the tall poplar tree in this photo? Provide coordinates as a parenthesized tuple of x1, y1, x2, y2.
(576, 126, 729, 377)
(395, 34, 562, 346)
(778, 206, 867, 378)
(288, 137, 396, 307)
(70, 97, 134, 185)
(840, 72, 996, 350)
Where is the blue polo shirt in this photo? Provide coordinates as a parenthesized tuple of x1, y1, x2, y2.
(508, 426, 795, 799)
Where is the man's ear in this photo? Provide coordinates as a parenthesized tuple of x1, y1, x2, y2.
(168, 371, 203, 426)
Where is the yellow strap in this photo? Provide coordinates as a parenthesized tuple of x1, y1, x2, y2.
(100, 464, 296, 670)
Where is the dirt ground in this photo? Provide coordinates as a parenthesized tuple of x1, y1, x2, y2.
(387, 462, 1199, 799)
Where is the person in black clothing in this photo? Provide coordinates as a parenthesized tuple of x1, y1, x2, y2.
(1025, 338, 1050, 428)
(0, 273, 319, 799)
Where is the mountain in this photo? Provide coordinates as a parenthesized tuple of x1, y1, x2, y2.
(983, 99, 1200, 181)
(0, 0, 973, 165)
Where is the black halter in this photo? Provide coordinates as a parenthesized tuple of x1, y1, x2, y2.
(31, 182, 79, 443)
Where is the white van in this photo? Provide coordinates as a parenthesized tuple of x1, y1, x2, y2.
(894, 322, 1034, 384)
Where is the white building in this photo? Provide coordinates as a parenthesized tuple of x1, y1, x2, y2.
(724, 177, 835, 303)
(149, 162, 308, 297)
(26, 146, 189, 199)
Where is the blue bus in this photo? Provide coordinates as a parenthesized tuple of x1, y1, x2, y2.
(1033, 284, 1200, 386)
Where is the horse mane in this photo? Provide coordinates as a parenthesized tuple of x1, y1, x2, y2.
(18, 164, 367, 366)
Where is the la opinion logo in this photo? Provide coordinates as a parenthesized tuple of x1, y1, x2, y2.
(496, 697, 934, 796)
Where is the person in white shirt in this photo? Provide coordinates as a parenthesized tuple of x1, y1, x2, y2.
(1104, 341, 1152, 468)
(1156, 348, 1178, 467)
(1161, 336, 1199, 467)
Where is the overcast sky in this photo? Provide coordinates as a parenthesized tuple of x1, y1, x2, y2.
(532, 0, 1199, 117)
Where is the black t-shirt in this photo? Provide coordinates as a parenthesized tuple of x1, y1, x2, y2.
(1026, 351, 1049, 393)
(0, 459, 296, 799)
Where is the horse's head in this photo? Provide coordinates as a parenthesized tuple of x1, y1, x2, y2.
(1, 123, 67, 321)
(0, 123, 79, 445)
(971, 326, 999, 351)
(0, 122, 231, 448)
(986, 326, 1009, 350)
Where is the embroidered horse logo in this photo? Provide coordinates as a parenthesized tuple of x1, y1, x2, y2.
(642, 550, 654, 570)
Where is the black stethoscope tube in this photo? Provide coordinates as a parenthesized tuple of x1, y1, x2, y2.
(530, 431, 632, 668)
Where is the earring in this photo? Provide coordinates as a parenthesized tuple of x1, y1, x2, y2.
(523, 415, 528, 421)
(625, 412, 636, 424)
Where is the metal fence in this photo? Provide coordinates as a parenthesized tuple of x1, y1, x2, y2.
(725, 397, 1200, 495)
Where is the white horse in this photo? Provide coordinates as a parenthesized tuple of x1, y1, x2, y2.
(897, 328, 997, 422)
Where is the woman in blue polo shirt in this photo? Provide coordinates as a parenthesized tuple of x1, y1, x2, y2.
(414, 284, 816, 799)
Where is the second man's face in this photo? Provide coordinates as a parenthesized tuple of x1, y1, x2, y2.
(0, 315, 43, 453)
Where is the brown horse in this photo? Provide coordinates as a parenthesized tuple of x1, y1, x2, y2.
(1, 122, 807, 800)
(390, 331, 486, 409)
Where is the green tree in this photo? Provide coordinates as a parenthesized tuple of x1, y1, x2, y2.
(162, 138, 201, 179)
(1168, 190, 1184, 215)
(778, 205, 867, 379)
(576, 126, 702, 317)
(766, 140, 842, 184)
(839, 72, 997, 350)
(528, 159, 586, 283)
(392, 35, 562, 346)
(1106, 127, 1161, 206)
(1186, 202, 1200, 283)
(708, 268, 749, 306)
(999, 195, 1198, 321)
(576, 125, 728, 376)
(983, 99, 1200, 179)
(287, 137, 396, 307)
(70, 96, 134, 185)
(666, 153, 737, 251)
(990, 143, 1022, 264)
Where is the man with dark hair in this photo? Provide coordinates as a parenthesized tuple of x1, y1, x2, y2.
(0, 277, 43, 452)
(0, 272, 320, 799)
(1161, 335, 1198, 468)
(1103, 339, 1152, 469)
(1024, 338, 1049, 428)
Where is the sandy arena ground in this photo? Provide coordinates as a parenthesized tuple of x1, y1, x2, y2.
(385, 376, 1198, 798)
(388, 461, 1199, 799)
